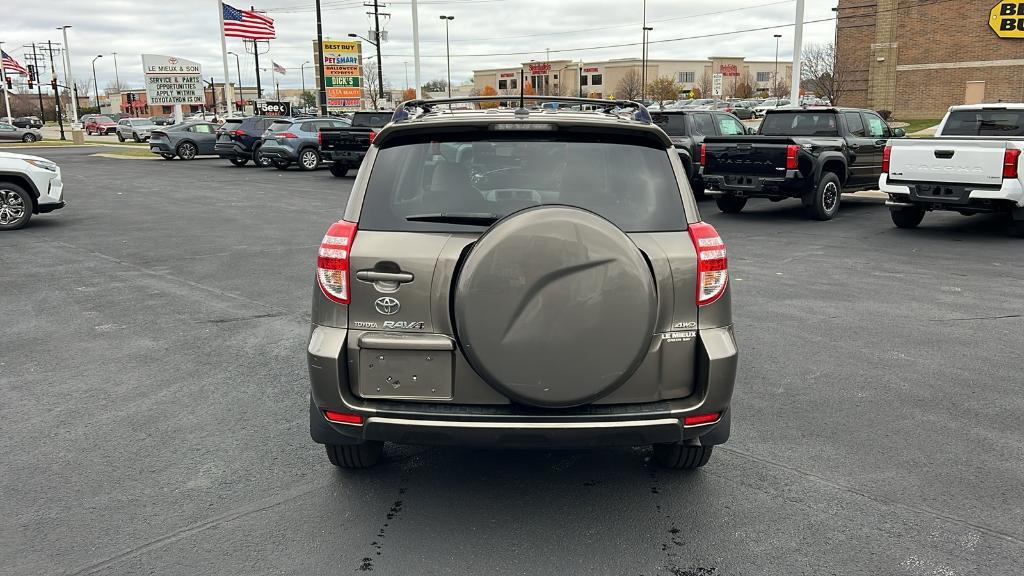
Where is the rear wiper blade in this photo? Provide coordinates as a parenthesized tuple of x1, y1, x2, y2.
(406, 213, 500, 226)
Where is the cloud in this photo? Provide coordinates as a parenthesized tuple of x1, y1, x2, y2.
(4, 0, 837, 94)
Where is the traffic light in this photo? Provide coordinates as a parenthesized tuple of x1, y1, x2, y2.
(50, 77, 57, 91)
(27, 65, 35, 89)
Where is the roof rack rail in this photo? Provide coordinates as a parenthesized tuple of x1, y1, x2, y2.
(389, 96, 652, 125)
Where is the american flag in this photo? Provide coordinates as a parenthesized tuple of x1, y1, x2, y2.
(2, 50, 29, 76)
(272, 61, 286, 75)
(223, 3, 276, 40)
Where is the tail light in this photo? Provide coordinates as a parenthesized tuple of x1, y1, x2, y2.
(882, 145, 892, 173)
(324, 410, 363, 425)
(231, 129, 246, 137)
(700, 143, 706, 166)
(276, 132, 298, 139)
(683, 412, 721, 426)
(785, 144, 799, 170)
(688, 222, 727, 306)
(1003, 148, 1020, 179)
(317, 220, 358, 304)
(318, 130, 323, 147)
(368, 130, 377, 144)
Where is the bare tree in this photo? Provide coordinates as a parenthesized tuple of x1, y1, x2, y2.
(104, 80, 131, 93)
(614, 68, 643, 100)
(695, 70, 713, 99)
(802, 42, 845, 105)
(772, 79, 790, 99)
(733, 71, 755, 99)
(363, 61, 381, 106)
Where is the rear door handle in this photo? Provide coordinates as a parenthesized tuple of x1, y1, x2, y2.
(849, 143, 860, 150)
(356, 270, 415, 283)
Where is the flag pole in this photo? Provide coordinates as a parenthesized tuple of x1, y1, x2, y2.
(0, 43, 12, 120)
(219, 0, 235, 115)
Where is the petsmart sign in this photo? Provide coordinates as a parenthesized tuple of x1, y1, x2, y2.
(141, 54, 204, 105)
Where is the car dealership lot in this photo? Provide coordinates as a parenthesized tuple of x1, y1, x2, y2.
(3, 147, 1023, 576)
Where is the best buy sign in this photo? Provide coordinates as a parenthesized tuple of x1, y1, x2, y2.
(991, 1, 1024, 37)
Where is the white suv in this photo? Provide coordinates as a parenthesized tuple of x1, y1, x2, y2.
(0, 151, 65, 230)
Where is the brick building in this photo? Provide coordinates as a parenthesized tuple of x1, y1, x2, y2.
(474, 57, 792, 101)
(838, 0, 1024, 119)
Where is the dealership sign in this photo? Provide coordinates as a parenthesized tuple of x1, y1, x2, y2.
(991, 1, 1024, 37)
(719, 64, 740, 77)
(321, 39, 362, 110)
(528, 62, 551, 74)
(254, 100, 291, 117)
(141, 54, 204, 105)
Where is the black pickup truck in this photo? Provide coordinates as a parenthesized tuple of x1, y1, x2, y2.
(651, 110, 753, 198)
(319, 111, 392, 177)
(700, 107, 905, 220)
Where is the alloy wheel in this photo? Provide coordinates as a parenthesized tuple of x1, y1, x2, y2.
(301, 150, 318, 169)
(0, 189, 27, 226)
(823, 182, 838, 213)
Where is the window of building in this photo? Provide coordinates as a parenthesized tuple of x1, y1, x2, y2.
(498, 79, 507, 90)
(509, 79, 518, 90)
(581, 75, 588, 86)
(162, 106, 173, 114)
(677, 71, 695, 84)
(756, 72, 772, 83)
(591, 74, 603, 86)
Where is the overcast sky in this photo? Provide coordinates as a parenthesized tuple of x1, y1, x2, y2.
(3, 0, 837, 96)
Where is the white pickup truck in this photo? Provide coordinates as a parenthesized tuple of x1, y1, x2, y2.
(879, 103, 1024, 235)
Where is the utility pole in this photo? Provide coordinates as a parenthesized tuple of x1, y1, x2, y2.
(315, 0, 327, 115)
(228, 51, 243, 108)
(411, 0, 421, 98)
(440, 16, 453, 97)
(790, 0, 805, 105)
(367, 0, 387, 108)
(25, 44, 46, 121)
(773, 34, 782, 99)
(44, 41, 65, 140)
(58, 26, 78, 123)
(641, 0, 647, 101)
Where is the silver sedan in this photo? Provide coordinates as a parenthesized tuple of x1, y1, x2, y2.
(0, 122, 43, 143)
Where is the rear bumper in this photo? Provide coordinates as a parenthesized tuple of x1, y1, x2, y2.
(215, 141, 249, 159)
(36, 200, 65, 213)
(880, 174, 1024, 209)
(702, 171, 806, 197)
(149, 142, 174, 154)
(308, 324, 738, 449)
(259, 144, 299, 161)
(321, 149, 366, 164)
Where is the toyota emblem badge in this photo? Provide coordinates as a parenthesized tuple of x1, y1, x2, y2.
(374, 297, 400, 315)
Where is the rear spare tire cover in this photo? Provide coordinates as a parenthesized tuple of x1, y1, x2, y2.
(454, 205, 657, 408)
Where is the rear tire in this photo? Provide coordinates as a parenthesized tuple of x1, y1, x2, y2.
(716, 195, 747, 214)
(176, 141, 197, 160)
(229, 157, 249, 167)
(272, 160, 290, 170)
(329, 163, 349, 177)
(890, 206, 925, 229)
(298, 148, 320, 171)
(22, 133, 37, 143)
(116, 132, 125, 142)
(804, 172, 842, 220)
(652, 444, 713, 470)
(253, 144, 272, 167)
(0, 183, 33, 231)
(325, 442, 383, 469)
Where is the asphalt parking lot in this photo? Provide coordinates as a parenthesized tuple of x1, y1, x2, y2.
(3, 146, 1023, 576)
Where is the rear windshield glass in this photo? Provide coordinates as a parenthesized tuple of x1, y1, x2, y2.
(652, 114, 687, 136)
(359, 133, 685, 233)
(942, 110, 1024, 136)
(760, 112, 838, 136)
(351, 113, 392, 128)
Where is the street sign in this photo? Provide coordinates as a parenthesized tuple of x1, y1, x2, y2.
(990, 1, 1024, 37)
(254, 100, 291, 116)
(141, 54, 204, 105)
(320, 39, 363, 111)
(712, 73, 724, 97)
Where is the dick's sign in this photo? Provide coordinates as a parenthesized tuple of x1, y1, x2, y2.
(991, 1, 1024, 37)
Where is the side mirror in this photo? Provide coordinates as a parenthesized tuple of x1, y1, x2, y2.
(892, 127, 906, 138)
(746, 127, 758, 135)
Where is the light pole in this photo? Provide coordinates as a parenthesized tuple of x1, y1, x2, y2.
(440, 16, 454, 97)
(91, 55, 102, 109)
(227, 51, 242, 108)
(404, 61, 409, 91)
(58, 25, 78, 123)
(349, 32, 385, 107)
(301, 61, 310, 98)
(642, 26, 653, 101)
(773, 34, 782, 99)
